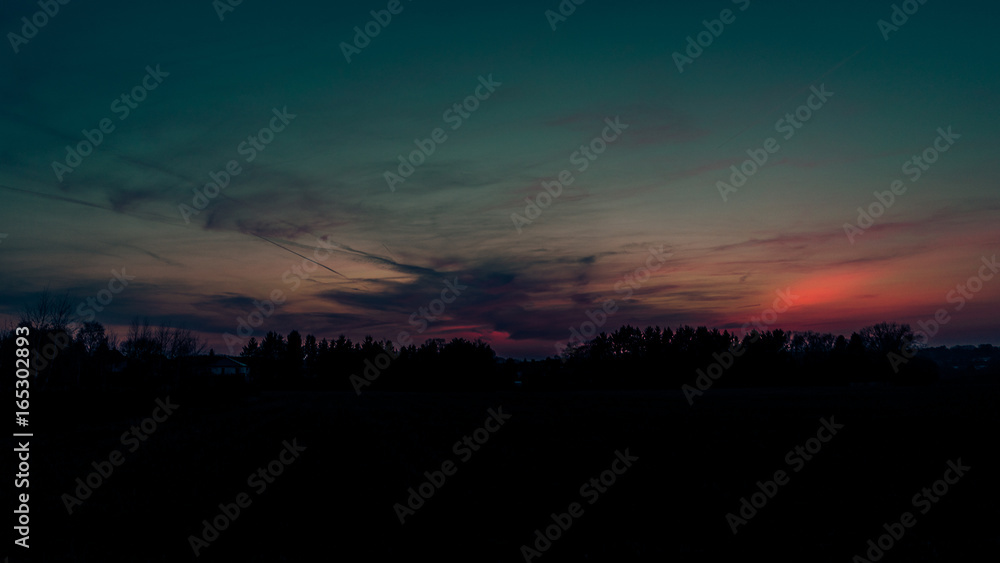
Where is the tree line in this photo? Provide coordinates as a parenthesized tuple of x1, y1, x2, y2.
(4, 291, 996, 392)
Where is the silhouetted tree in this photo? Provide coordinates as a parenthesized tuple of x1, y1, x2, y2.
(121, 317, 159, 362)
(304, 334, 318, 375)
(19, 288, 72, 332)
(260, 331, 286, 360)
(285, 330, 304, 378)
(241, 337, 260, 358)
(860, 322, 913, 354)
(77, 321, 108, 356)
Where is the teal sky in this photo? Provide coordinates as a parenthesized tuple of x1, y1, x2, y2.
(2, 0, 998, 357)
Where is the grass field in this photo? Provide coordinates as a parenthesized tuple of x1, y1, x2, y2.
(22, 380, 1000, 562)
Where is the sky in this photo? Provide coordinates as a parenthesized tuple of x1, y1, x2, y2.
(1, 0, 998, 358)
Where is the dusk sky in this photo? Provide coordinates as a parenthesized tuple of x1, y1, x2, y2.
(1, 0, 998, 357)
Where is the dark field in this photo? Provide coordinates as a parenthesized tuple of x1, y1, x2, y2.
(20, 381, 1000, 562)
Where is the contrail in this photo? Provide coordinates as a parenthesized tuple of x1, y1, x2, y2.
(248, 233, 350, 280)
(0, 182, 179, 227)
(1, 182, 353, 279)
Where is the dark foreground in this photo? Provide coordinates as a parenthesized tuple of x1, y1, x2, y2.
(15, 381, 1000, 562)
